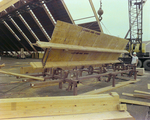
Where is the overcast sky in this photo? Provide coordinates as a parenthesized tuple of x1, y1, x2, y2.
(64, 0, 150, 41)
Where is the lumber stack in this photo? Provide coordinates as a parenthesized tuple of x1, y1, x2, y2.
(121, 90, 150, 107)
(136, 68, 145, 76)
(0, 92, 134, 119)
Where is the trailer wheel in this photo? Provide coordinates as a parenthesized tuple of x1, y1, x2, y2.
(143, 60, 150, 71)
(137, 60, 142, 68)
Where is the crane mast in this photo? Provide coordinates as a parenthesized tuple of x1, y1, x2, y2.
(127, 0, 145, 54)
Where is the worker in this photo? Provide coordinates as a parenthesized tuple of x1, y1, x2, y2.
(128, 52, 138, 77)
(130, 52, 138, 66)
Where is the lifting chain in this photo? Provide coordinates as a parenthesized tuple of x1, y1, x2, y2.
(97, 0, 103, 21)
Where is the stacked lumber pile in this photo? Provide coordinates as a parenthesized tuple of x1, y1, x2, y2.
(0, 92, 134, 120)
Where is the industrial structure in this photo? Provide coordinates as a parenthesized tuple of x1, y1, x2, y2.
(123, 0, 150, 70)
(0, 0, 149, 119)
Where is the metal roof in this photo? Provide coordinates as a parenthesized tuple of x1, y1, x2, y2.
(0, 0, 101, 55)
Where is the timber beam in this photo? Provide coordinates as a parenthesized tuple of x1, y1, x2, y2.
(0, 92, 130, 119)
(0, 70, 44, 81)
(35, 41, 128, 54)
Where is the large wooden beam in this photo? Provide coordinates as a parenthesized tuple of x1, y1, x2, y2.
(35, 41, 128, 54)
(30, 60, 120, 69)
(0, 92, 121, 119)
(0, 70, 44, 81)
(2, 111, 134, 120)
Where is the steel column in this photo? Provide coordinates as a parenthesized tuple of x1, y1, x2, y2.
(2, 20, 31, 54)
(8, 15, 38, 53)
(2, 20, 21, 41)
(27, 6, 51, 41)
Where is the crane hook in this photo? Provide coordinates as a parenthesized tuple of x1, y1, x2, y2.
(97, 0, 103, 21)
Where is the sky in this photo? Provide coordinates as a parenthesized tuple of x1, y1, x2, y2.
(64, 0, 150, 41)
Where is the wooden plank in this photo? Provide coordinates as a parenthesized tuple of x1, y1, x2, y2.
(0, 70, 44, 81)
(20, 66, 44, 74)
(81, 79, 140, 95)
(35, 41, 128, 54)
(148, 84, 150, 89)
(0, 63, 5, 68)
(3, 111, 135, 120)
(136, 68, 145, 76)
(134, 90, 150, 95)
(122, 92, 150, 99)
(0, 92, 120, 119)
(30, 60, 120, 69)
(120, 98, 150, 107)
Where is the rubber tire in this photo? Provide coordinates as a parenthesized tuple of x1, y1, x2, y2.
(143, 60, 150, 71)
(137, 60, 142, 68)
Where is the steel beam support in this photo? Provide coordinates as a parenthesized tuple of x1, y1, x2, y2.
(0, 28, 21, 51)
(41, 1, 56, 26)
(2, 20, 21, 41)
(0, 34, 19, 55)
(2, 20, 31, 55)
(89, 0, 103, 32)
(8, 15, 38, 53)
(0, 37, 14, 55)
(27, 6, 51, 41)
(61, 0, 75, 25)
(16, 11, 40, 42)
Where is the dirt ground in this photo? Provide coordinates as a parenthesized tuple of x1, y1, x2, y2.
(0, 57, 150, 120)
